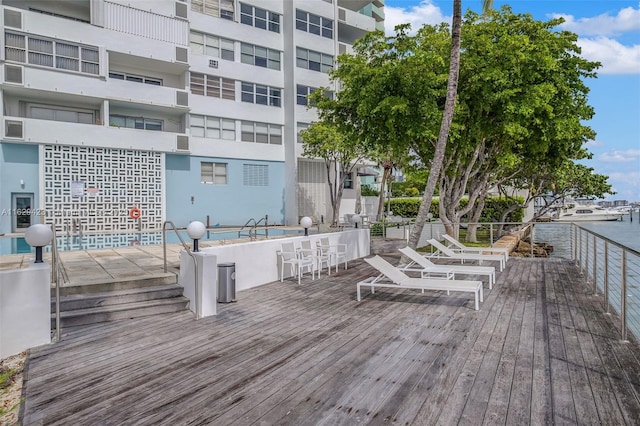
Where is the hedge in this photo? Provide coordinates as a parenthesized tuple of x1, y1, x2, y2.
(385, 196, 524, 223)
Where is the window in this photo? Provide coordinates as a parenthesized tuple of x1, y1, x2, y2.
(5, 31, 99, 75)
(342, 172, 353, 189)
(243, 164, 269, 186)
(297, 85, 333, 106)
(109, 72, 162, 86)
(241, 82, 281, 107)
(240, 43, 280, 70)
(191, 115, 236, 140)
(296, 47, 333, 73)
(28, 104, 95, 124)
(297, 122, 310, 143)
(296, 10, 333, 39)
(201, 162, 228, 184)
(191, 0, 234, 20)
(240, 3, 280, 33)
(189, 31, 235, 61)
(109, 115, 163, 131)
(241, 121, 282, 145)
(190, 73, 235, 100)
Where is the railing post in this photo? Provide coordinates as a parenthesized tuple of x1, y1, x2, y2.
(585, 231, 589, 279)
(592, 235, 597, 295)
(490, 223, 494, 247)
(530, 223, 534, 257)
(603, 240, 609, 314)
(621, 250, 628, 342)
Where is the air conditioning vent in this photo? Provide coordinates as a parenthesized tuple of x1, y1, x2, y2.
(209, 59, 219, 68)
(4, 9, 22, 29)
(4, 64, 23, 84)
(176, 91, 188, 106)
(175, 1, 188, 19)
(338, 8, 346, 22)
(5, 120, 24, 139)
(175, 47, 188, 63)
(176, 135, 189, 151)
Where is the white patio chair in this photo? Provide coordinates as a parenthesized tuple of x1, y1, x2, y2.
(427, 239, 505, 271)
(318, 237, 347, 272)
(442, 234, 509, 262)
(300, 239, 330, 276)
(399, 246, 495, 289)
(279, 242, 315, 285)
(357, 256, 483, 310)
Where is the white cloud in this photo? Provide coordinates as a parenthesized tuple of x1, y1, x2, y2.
(577, 37, 640, 74)
(598, 149, 640, 162)
(552, 6, 640, 37)
(584, 139, 605, 148)
(384, 0, 449, 35)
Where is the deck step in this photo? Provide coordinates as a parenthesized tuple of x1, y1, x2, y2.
(52, 296, 190, 328)
(55, 273, 178, 296)
(52, 284, 185, 312)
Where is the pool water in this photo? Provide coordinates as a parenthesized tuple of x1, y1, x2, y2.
(0, 228, 299, 255)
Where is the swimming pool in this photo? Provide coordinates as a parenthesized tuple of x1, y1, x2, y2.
(0, 227, 301, 255)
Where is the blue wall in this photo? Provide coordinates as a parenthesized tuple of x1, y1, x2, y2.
(0, 143, 40, 235)
(165, 155, 285, 227)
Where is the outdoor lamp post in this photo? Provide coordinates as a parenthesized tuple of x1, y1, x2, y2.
(352, 214, 362, 229)
(187, 221, 206, 252)
(24, 224, 53, 263)
(300, 216, 312, 236)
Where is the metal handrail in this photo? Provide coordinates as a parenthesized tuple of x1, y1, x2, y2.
(162, 221, 200, 319)
(569, 223, 640, 342)
(238, 218, 256, 239)
(238, 215, 269, 240)
(50, 225, 68, 342)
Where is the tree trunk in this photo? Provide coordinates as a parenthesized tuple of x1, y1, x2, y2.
(407, 0, 462, 250)
(466, 196, 485, 243)
(376, 165, 392, 219)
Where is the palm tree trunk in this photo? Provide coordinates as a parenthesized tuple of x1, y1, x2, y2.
(408, 0, 462, 249)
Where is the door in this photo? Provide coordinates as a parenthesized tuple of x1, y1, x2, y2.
(12, 193, 34, 232)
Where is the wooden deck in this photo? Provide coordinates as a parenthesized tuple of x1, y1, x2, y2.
(21, 257, 640, 425)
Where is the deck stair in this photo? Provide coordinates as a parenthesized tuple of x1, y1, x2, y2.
(51, 273, 189, 328)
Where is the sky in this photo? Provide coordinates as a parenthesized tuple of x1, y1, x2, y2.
(383, 0, 640, 202)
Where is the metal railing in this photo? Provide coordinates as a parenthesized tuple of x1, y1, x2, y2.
(570, 223, 640, 342)
(162, 221, 200, 319)
(50, 226, 69, 342)
(379, 219, 638, 341)
(238, 215, 269, 240)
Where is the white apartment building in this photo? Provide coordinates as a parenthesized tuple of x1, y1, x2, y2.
(0, 0, 384, 241)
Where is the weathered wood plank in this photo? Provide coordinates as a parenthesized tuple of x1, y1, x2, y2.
(18, 258, 640, 425)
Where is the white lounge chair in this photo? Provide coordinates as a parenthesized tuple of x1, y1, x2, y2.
(399, 246, 495, 289)
(442, 234, 509, 262)
(279, 242, 315, 285)
(427, 239, 505, 272)
(358, 255, 483, 310)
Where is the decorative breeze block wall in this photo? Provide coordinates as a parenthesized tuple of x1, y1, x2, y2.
(43, 145, 163, 233)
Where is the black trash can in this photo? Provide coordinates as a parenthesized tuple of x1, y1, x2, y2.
(217, 262, 236, 303)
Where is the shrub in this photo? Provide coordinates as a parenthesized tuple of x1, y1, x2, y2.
(360, 185, 379, 197)
(384, 196, 524, 222)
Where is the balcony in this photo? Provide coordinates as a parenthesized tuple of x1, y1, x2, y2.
(337, 7, 376, 45)
(2, 116, 187, 153)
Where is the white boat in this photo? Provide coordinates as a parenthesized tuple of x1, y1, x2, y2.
(553, 204, 625, 222)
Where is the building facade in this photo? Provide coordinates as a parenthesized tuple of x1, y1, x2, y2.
(0, 0, 384, 235)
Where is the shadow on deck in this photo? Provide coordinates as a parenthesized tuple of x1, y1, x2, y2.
(21, 257, 640, 425)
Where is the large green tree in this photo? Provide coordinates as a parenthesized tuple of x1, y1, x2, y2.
(438, 6, 600, 240)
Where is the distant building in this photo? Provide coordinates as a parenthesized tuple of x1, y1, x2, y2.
(0, 0, 385, 235)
